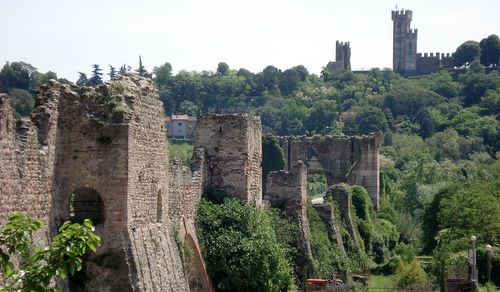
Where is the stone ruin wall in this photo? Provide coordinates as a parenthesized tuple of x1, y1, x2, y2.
(264, 161, 312, 266)
(0, 75, 189, 291)
(194, 114, 262, 206)
(278, 134, 382, 210)
(168, 148, 211, 292)
(0, 85, 60, 239)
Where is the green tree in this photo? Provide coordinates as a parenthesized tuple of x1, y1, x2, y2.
(153, 62, 173, 87)
(262, 136, 286, 187)
(0, 62, 36, 92)
(480, 34, 500, 66)
(415, 108, 435, 138)
(179, 100, 198, 116)
(108, 65, 117, 80)
(9, 88, 34, 117)
(216, 62, 229, 75)
(305, 100, 337, 134)
(88, 64, 103, 86)
(30, 71, 57, 92)
(355, 106, 388, 134)
(454, 40, 481, 67)
(0, 212, 101, 291)
(76, 72, 88, 86)
(197, 198, 295, 291)
(459, 71, 499, 106)
(438, 162, 500, 245)
(136, 56, 148, 76)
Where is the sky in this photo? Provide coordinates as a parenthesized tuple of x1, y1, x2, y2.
(1, 0, 499, 81)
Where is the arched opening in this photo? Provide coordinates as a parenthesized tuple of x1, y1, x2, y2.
(157, 190, 163, 223)
(306, 149, 328, 204)
(69, 187, 104, 225)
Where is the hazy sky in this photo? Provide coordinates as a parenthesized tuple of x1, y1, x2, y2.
(1, 0, 499, 81)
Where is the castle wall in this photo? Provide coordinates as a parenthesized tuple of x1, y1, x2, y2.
(0, 87, 59, 238)
(264, 162, 312, 265)
(0, 75, 190, 291)
(416, 52, 441, 75)
(168, 149, 211, 292)
(278, 134, 382, 210)
(194, 114, 262, 206)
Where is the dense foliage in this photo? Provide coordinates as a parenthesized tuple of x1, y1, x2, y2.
(0, 212, 101, 291)
(197, 197, 295, 291)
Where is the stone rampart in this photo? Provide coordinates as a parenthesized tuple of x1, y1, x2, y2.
(0, 74, 189, 291)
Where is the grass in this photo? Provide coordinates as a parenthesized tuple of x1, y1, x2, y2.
(359, 275, 396, 291)
(169, 142, 194, 166)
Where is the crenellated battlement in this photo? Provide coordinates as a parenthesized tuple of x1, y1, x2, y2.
(391, 9, 412, 19)
(336, 40, 350, 47)
(417, 52, 454, 60)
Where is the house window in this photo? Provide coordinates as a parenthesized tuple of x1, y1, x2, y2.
(178, 122, 182, 126)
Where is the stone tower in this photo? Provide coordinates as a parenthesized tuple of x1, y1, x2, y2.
(326, 40, 351, 74)
(336, 41, 351, 71)
(392, 9, 417, 75)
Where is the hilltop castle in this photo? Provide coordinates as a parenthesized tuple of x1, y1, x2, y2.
(326, 9, 455, 76)
(326, 41, 351, 74)
(392, 9, 455, 76)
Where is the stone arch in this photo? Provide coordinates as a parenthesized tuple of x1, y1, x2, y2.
(305, 146, 325, 175)
(69, 187, 104, 225)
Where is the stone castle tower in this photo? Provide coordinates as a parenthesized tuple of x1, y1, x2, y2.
(392, 9, 418, 75)
(326, 40, 351, 74)
(335, 41, 351, 71)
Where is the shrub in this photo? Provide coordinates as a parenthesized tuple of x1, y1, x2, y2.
(394, 260, 428, 289)
(0, 212, 101, 291)
(307, 205, 350, 278)
(197, 198, 294, 291)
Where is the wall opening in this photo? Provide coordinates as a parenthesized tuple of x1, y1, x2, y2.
(307, 172, 327, 203)
(69, 187, 104, 225)
(157, 190, 163, 223)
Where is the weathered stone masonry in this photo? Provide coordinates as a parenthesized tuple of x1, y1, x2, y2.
(278, 134, 382, 210)
(194, 114, 262, 206)
(1, 75, 189, 291)
(265, 161, 312, 267)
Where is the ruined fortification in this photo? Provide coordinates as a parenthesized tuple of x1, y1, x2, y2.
(264, 161, 312, 267)
(194, 114, 262, 206)
(1, 74, 382, 290)
(0, 75, 188, 291)
(278, 134, 382, 210)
